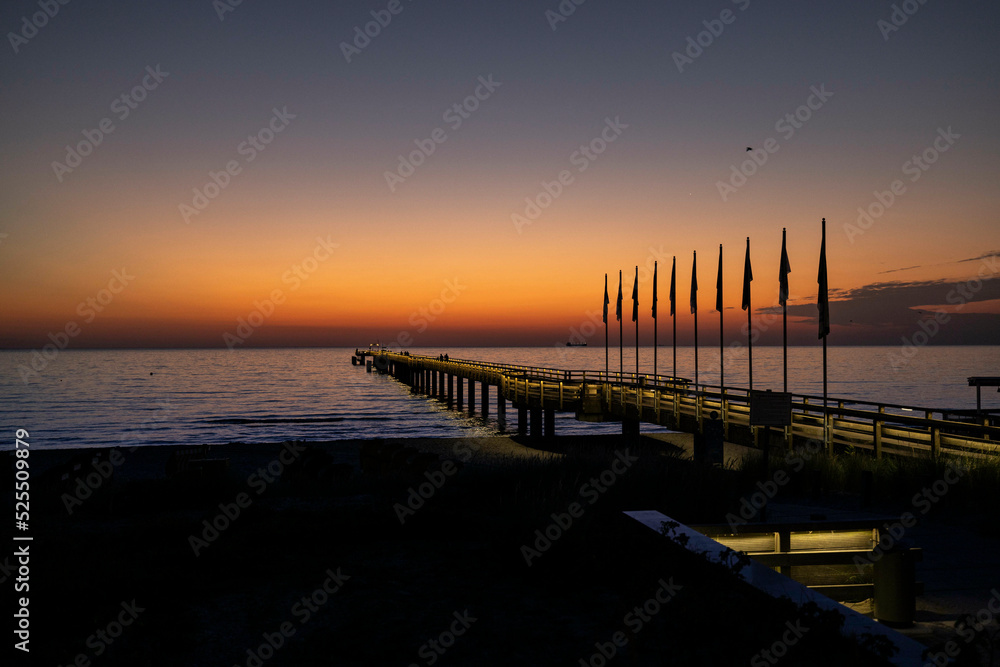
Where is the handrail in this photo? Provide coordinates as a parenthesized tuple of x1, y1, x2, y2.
(376, 351, 1000, 442)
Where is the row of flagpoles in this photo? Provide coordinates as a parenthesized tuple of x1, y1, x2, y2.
(600, 218, 830, 405)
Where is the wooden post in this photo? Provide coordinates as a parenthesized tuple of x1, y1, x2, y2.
(447, 374, 453, 406)
(457, 375, 464, 409)
(696, 391, 704, 433)
(874, 405, 884, 459)
(778, 530, 791, 577)
(531, 406, 542, 438)
(544, 408, 555, 437)
(721, 387, 729, 439)
(517, 404, 527, 436)
(481, 382, 489, 417)
(468, 379, 475, 414)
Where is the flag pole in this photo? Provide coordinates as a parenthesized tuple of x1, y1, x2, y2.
(618, 269, 623, 379)
(632, 266, 639, 379)
(653, 261, 658, 379)
(603, 273, 609, 380)
(780, 228, 790, 393)
(716, 244, 723, 389)
(818, 218, 830, 451)
(670, 257, 677, 380)
(692, 251, 698, 387)
(744, 237, 753, 391)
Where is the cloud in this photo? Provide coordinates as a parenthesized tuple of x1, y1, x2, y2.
(956, 250, 1000, 264)
(774, 275, 1000, 344)
(877, 265, 922, 275)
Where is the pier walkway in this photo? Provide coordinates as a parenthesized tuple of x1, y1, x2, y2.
(356, 351, 1000, 459)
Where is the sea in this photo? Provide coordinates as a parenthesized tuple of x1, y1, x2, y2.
(1, 346, 997, 450)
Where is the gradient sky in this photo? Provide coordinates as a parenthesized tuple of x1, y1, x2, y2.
(1, 0, 998, 349)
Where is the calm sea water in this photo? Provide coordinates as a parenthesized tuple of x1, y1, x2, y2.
(1, 346, 997, 450)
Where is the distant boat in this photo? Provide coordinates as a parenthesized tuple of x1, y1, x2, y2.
(566, 342, 587, 347)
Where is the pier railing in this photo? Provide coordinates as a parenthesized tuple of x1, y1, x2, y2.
(370, 351, 1000, 459)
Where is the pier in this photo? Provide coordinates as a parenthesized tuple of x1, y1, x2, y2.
(356, 351, 1000, 460)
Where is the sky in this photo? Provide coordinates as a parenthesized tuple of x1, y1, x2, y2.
(1, 0, 998, 349)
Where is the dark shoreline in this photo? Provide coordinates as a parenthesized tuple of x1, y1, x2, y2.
(5, 434, 915, 665)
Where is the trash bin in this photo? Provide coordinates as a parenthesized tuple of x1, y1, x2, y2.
(873, 540, 916, 627)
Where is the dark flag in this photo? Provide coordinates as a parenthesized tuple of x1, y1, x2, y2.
(742, 237, 753, 311)
(690, 252, 698, 314)
(669, 257, 676, 316)
(779, 229, 791, 306)
(616, 271, 623, 322)
(818, 219, 829, 338)
(715, 245, 723, 313)
(631, 266, 639, 322)
(652, 261, 658, 319)
(603, 273, 609, 324)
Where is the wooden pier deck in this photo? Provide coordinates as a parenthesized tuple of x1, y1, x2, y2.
(357, 351, 1000, 459)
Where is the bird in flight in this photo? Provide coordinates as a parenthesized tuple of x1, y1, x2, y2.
(746, 147, 753, 151)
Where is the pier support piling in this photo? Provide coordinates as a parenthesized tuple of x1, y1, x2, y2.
(544, 408, 555, 438)
(457, 376, 464, 410)
(517, 404, 527, 436)
(481, 383, 489, 417)
(530, 406, 542, 438)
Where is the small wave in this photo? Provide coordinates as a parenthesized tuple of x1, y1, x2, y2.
(206, 416, 347, 425)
